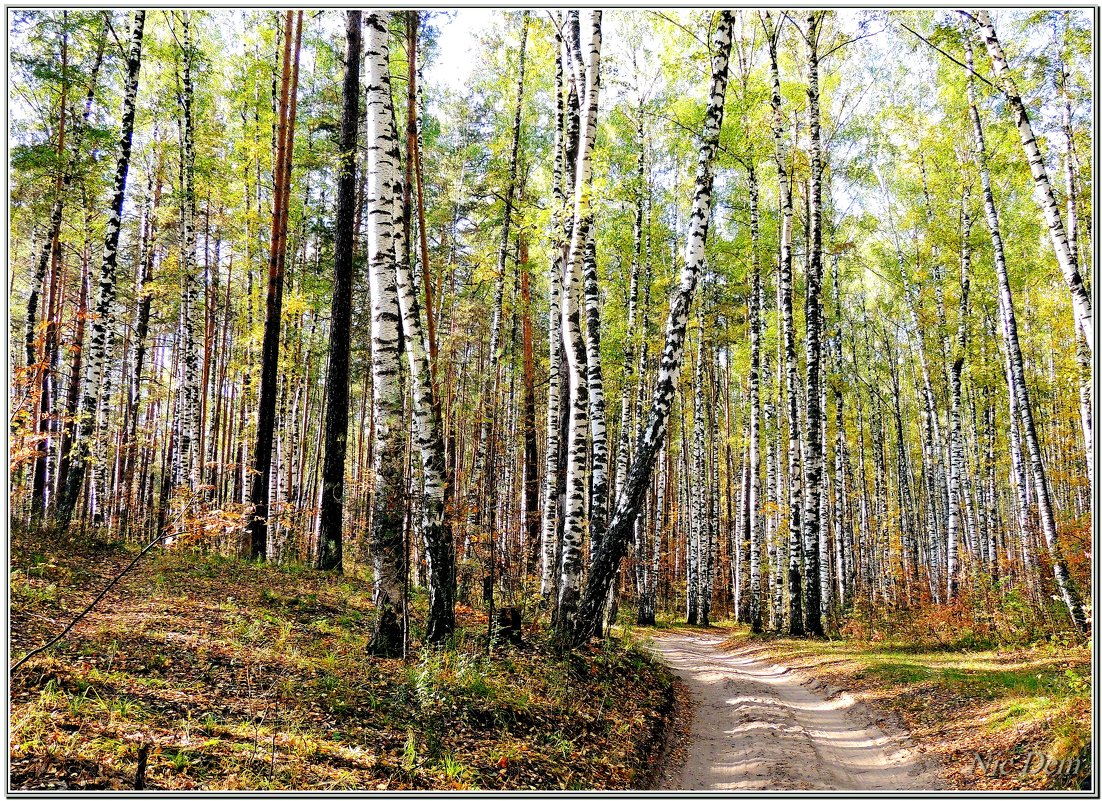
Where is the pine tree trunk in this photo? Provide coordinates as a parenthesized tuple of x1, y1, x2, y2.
(30, 23, 106, 517)
(316, 10, 361, 571)
(28, 22, 70, 518)
(467, 11, 529, 548)
(57, 224, 91, 505)
(572, 12, 733, 646)
(519, 233, 540, 576)
(247, 10, 301, 559)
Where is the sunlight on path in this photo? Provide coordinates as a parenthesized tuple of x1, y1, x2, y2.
(651, 632, 943, 791)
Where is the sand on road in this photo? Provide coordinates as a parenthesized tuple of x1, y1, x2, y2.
(651, 631, 943, 791)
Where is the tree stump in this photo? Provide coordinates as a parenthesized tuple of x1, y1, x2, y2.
(494, 606, 522, 645)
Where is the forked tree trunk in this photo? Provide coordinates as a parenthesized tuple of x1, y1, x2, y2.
(555, 10, 601, 637)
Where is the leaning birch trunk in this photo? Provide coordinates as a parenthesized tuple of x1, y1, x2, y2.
(972, 9, 1092, 353)
(964, 32, 1086, 631)
(764, 11, 804, 635)
(364, 12, 408, 655)
(56, 11, 145, 531)
(554, 10, 601, 638)
(316, 9, 361, 571)
(540, 19, 566, 600)
(1057, 42, 1093, 493)
(572, 11, 734, 646)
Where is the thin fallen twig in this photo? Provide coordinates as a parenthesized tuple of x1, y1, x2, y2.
(10, 529, 170, 675)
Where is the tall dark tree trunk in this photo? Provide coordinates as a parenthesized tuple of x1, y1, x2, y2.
(118, 156, 162, 535)
(520, 233, 540, 575)
(316, 10, 361, 571)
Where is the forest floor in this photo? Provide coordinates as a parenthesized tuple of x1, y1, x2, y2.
(8, 528, 673, 791)
(636, 620, 1090, 791)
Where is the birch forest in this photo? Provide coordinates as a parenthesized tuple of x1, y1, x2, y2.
(7, 8, 1095, 791)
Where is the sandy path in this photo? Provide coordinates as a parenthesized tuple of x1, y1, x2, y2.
(651, 632, 942, 791)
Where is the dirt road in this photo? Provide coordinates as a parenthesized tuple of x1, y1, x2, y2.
(651, 631, 943, 791)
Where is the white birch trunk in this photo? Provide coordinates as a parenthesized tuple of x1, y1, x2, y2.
(974, 9, 1092, 352)
(965, 30, 1085, 630)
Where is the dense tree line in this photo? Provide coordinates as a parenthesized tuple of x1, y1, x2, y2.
(9, 9, 1092, 647)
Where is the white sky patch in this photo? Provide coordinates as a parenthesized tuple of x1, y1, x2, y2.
(426, 9, 495, 95)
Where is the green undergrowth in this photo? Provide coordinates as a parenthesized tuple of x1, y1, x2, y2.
(9, 528, 673, 790)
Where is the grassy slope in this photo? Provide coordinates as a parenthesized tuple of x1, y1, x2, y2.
(9, 530, 673, 791)
(718, 629, 1091, 790)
